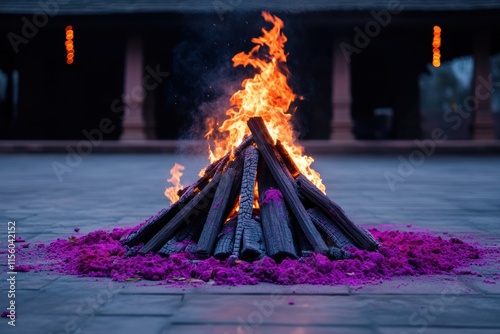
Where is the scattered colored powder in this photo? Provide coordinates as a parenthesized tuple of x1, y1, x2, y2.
(74, 227, 80, 233)
(14, 226, 497, 287)
(14, 237, 25, 242)
(261, 189, 283, 205)
(15, 265, 32, 272)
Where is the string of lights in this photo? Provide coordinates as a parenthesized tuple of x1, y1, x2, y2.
(432, 25, 441, 67)
(65, 25, 74, 64)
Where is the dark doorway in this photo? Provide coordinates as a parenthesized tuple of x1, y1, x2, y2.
(351, 28, 426, 139)
(11, 24, 125, 139)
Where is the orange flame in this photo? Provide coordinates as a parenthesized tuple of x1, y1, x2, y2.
(206, 11, 325, 192)
(164, 163, 185, 205)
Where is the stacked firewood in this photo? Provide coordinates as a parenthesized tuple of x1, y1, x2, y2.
(121, 117, 379, 261)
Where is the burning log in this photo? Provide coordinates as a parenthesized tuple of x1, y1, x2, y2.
(232, 146, 259, 258)
(258, 160, 297, 261)
(177, 135, 254, 198)
(247, 116, 328, 255)
(139, 173, 222, 255)
(297, 174, 379, 251)
(214, 217, 237, 260)
(275, 140, 300, 179)
(192, 158, 244, 258)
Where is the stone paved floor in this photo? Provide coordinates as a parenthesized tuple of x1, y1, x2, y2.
(0, 153, 499, 334)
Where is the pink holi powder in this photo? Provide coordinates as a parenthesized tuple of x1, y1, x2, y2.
(14, 226, 497, 287)
(15, 265, 32, 272)
(261, 189, 283, 205)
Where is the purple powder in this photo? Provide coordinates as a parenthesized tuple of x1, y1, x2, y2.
(15, 265, 32, 272)
(74, 227, 80, 233)
(14, 237, 25, 242)
(261, 189, 283, 205)
(15, 226, 498, 287)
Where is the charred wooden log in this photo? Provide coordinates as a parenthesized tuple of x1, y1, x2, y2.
(258, 160, 297, 261)
(120, 187, 197, 247)
(158, 214, 205, 256)
(232, 146, 259, 257)
(240, 218, 266, 261)
(275, 140, 300, 179)
(177, 135, 253, 198)
(215, 135, 255, 174)
(307, 207, 352, 260)
(247, 117, 328, 255)
(139, 173, 222, 255)
(307, 207, 354, 249)
(296, 174, 379, 251)
(326, 246, 350, 260)
(192, 158, 244, 258)
(292, 220, 314, 257)
(214, 217, 237, 260)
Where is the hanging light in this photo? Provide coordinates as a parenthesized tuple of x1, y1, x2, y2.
(432, 25, 441, 67)
(65, 25, 74, 65)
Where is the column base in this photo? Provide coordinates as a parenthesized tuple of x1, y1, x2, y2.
(331, 122, 355, 140)
(121, 123, 147, 140)
(473, 111, 496, 140)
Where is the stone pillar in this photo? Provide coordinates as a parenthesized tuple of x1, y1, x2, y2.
(472, 31, 495, 140)
(331, 36, 354, 140)
(121, 35, 146, 140)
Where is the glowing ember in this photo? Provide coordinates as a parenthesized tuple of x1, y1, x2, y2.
(205, 11, 325, 192)
(164, 163, 185, 204)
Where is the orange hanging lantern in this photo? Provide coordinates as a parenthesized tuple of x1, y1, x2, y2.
(65, 25, 74, 65)
(432, 25, 441, 67)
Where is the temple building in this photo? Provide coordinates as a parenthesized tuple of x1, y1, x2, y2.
(1, 0, 499, 141)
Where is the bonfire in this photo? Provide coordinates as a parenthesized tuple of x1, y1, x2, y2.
(121, 12, 379, 262)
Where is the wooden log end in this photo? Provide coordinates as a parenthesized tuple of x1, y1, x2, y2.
(326, 246, 351, 260)
(240, 219, 266, 261)
(214, 218, 237, 260)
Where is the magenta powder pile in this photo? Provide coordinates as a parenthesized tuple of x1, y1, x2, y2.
(16, 225, 497, 286)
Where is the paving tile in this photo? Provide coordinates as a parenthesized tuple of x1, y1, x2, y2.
(96, 294, 183, 316)
(171, 294, 372, 326)
(362, 295, 500, 328)
(6, 314, 79, 334)
(461, 275, 500, 295)
(16, 271, 61, 290)
(17, 278, 125, 315)
(163, 324, 378, 334)
(81, 315, 171, 334)
(377, 327, 500, 334)
(350, 276, 477, 295)
(171, 294, 500, 327)
(120, 282, 350, 295)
